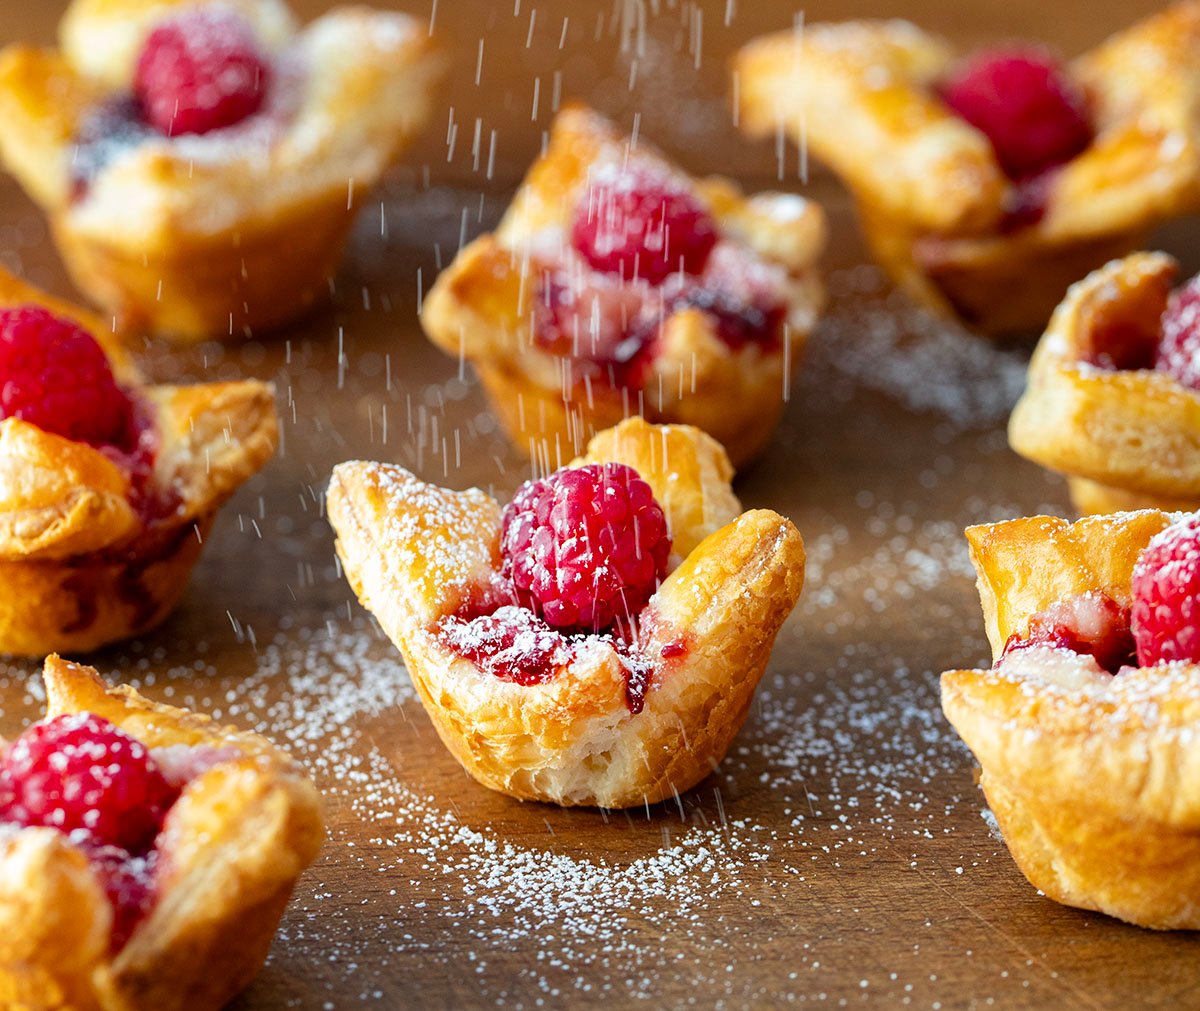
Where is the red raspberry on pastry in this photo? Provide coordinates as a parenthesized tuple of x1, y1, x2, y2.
(0, 306, 133, 448)
(940, 48, 1092, 180)
(501, 463, 672, 633)
(1131, 517, 1200, 665)
(1002, 591, 1135, 674)
(0, 713, 176, 853)
(571, 168, 717, 284)
(134, 9, 271, 137)
(1155, 275, 1200, 390)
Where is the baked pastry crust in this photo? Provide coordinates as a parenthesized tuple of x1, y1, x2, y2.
(421, 104, 825, 468)
(735, 5, 1200, 334)
(0, 655, 324, 1010)
(0, 0, 442, 341)
(0, 268, 277, 656)
(1009, 251, 1200, 514)
(326, 417, 806, 808)
(942, 510, 1200, 929)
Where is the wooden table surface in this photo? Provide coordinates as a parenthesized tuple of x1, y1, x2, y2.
(1, 1, 1196, 1008)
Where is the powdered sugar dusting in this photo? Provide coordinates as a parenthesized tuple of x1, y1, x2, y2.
(227, 616, 985, 1004)
(810, 266, 1028, 429)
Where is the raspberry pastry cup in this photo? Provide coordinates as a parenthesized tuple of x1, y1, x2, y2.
(1009, 251, 1200, 515)
(421, 105, 826, 469)
(735, 4, 1200, 335)
(942, 510, 1200, 930)
(0, 268, 277, 656)
(0, 0, 441, 341)
(326, 417, 806, 808)
(0, 655, 324, 1010)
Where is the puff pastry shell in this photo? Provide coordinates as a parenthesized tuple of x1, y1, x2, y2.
(735, 4, 1200, 334)
(0, 268, 277, 656)
(326, 417, 806, 808)
(0, 655, 324, 1010)
(1007, 251, 1200, 514)
(0, 0, 441, 341)
(942, 509, 1200, 929)
(421, 105, 825, 468)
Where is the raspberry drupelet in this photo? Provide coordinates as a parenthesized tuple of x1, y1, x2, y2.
(134, 9, 271, 137)
(500, 462, 672, 634)
(0, 712, 175, 853)
(571, 167, 717, 285)
(1131, 517, 1200, 666)
(940, 48, 1092, 180)
(0, 306, 133, 448)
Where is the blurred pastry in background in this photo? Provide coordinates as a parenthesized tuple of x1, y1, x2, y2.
(1010, 251, 1200, 514)
(0, 266, 277, 656)
(421, 104, 825, 469)
(0, 0, 442, 341)
(736, 3, 1200, 335)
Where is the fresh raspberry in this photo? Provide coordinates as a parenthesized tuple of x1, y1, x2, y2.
(571, 168, 717, 285)
(134, 10, 270, 137)
(1155, 275, 1200, 390)
(501, 463, 672, 633)
(1002, 591, 1135, 674)
(0, 306, 133, 448)
(0, 713, 176, 854)
(1131, 518, 1200, 665)
(940, 48, 1092, 179)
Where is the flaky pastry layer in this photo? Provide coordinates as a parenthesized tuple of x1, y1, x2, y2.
(0, 656, 324, 1010)
(1010, 251, 1200, 513)
(327, 418, 805, 808)
(0, 0, 442, 339)
(0, 267, 277, 654)
(735, 5, 1200, 333)
(421, 105, 825, 467)
(943, 509, 1200, 929)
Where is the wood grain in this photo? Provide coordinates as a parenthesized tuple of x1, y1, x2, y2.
(0, 2, 1194, 1009)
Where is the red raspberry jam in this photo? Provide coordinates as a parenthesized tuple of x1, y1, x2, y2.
(1000, 591, 1135, 674)
(438, 605, 571, 686)
(86, 843, 159, 952)
(533, 272, 657, 390)
(438, 605, 658, 714)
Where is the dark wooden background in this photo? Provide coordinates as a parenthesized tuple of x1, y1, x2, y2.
(1, 2, 1196, 1009)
